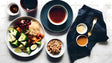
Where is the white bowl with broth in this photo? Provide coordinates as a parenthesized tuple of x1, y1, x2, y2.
(48, 4, 68, 25)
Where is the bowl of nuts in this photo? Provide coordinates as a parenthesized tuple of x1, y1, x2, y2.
(46, 39, 65, 58)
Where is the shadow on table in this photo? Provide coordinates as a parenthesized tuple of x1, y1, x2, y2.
(46, 52, 63, 63)
(45, 28, 69, 36)
(98, 41, 108, 45)
(26, 9, 37, 17)
(9, 48, 42, 61)
(8, 13, 20, 21)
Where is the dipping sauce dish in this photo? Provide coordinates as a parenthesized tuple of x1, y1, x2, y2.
(8, 3, 19, 16)
(76, 35, 88, 47)
(76, 23, 87, 34)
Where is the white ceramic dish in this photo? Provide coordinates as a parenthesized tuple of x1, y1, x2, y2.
(6, 16, 45, 57)
(48, 4, 68, 25)
(46, 39, 65, 58)
(76, 35, 88, 47)
(7, 3, 20, 16)
(76, 23, 88, 34)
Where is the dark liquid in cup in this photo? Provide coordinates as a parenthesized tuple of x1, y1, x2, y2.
(10, 4, 19, 13)
(21, 0, 37, 11)
(49, 6, 66, 23)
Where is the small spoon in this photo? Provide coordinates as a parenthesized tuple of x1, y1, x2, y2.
(88, 17, 97, 37)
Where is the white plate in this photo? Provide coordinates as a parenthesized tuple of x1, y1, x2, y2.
(6, 16, 45, 57)
(46, 39, 65, 58)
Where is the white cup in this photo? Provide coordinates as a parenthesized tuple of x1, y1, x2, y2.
(76, 23, 88, 34)
(7, 3, 19, 16)
(76, 35, 88, 47)
(48, 4, 68, 25)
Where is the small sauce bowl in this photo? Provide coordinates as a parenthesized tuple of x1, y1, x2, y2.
(7, 3, 19, 16)
(76, 23, 87, 34)
(76, 35, 88, 47)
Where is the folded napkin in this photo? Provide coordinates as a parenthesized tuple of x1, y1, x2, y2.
(67, 5, 108, 63)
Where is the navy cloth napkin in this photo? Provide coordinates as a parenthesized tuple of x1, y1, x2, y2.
(67, 5, 108, 63)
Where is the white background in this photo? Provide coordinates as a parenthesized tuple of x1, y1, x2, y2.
(0, 0, 112, 63)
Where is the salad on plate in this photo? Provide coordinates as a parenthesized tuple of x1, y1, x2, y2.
(8, 17, 44, 55)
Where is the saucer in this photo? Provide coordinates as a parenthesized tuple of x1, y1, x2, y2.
(40, 0, 73, 33)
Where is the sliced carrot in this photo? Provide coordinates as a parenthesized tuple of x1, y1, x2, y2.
(28, 39, 31, 44)
(32, 37, 41, 44)
(16, 27, 21, 33)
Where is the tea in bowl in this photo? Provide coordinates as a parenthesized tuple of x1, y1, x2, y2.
(48, 5, 68, 25)
(76, 35, 88, 47)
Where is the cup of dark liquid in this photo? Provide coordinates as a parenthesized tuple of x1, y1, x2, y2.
(20, 0, 38, 12)
(48, 5, 68, 25)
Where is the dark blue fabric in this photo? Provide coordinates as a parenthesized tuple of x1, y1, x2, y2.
(67, 5, 108, 63)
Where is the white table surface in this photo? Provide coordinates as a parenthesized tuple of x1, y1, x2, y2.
(1, 0, 112, 63)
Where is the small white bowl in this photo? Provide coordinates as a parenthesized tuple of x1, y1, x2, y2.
(76, 23, 88, 34)
(7, 3, 20, 16)
(76, 35, 88, 47)
(48, 4, 68, 25)
(46, 39, 65, 58)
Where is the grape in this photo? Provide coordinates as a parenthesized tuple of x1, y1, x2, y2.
(29, 22, 31, 25)
(14, 26, 17, 29)
(14, 19, 31, 31)
(26, 26, 29, 29)
(27, 20, 29, 22)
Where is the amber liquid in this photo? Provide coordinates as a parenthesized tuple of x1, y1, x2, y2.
(49, 6, 66, 23)
(10, 4, 18, 13)
(77, 35, 88, 46)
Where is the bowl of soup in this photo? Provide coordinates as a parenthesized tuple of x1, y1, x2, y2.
(76, 35, 88, 47)
(48, 5, 68, 25)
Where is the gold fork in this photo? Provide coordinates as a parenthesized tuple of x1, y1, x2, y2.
(88, 17, 97, 37)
